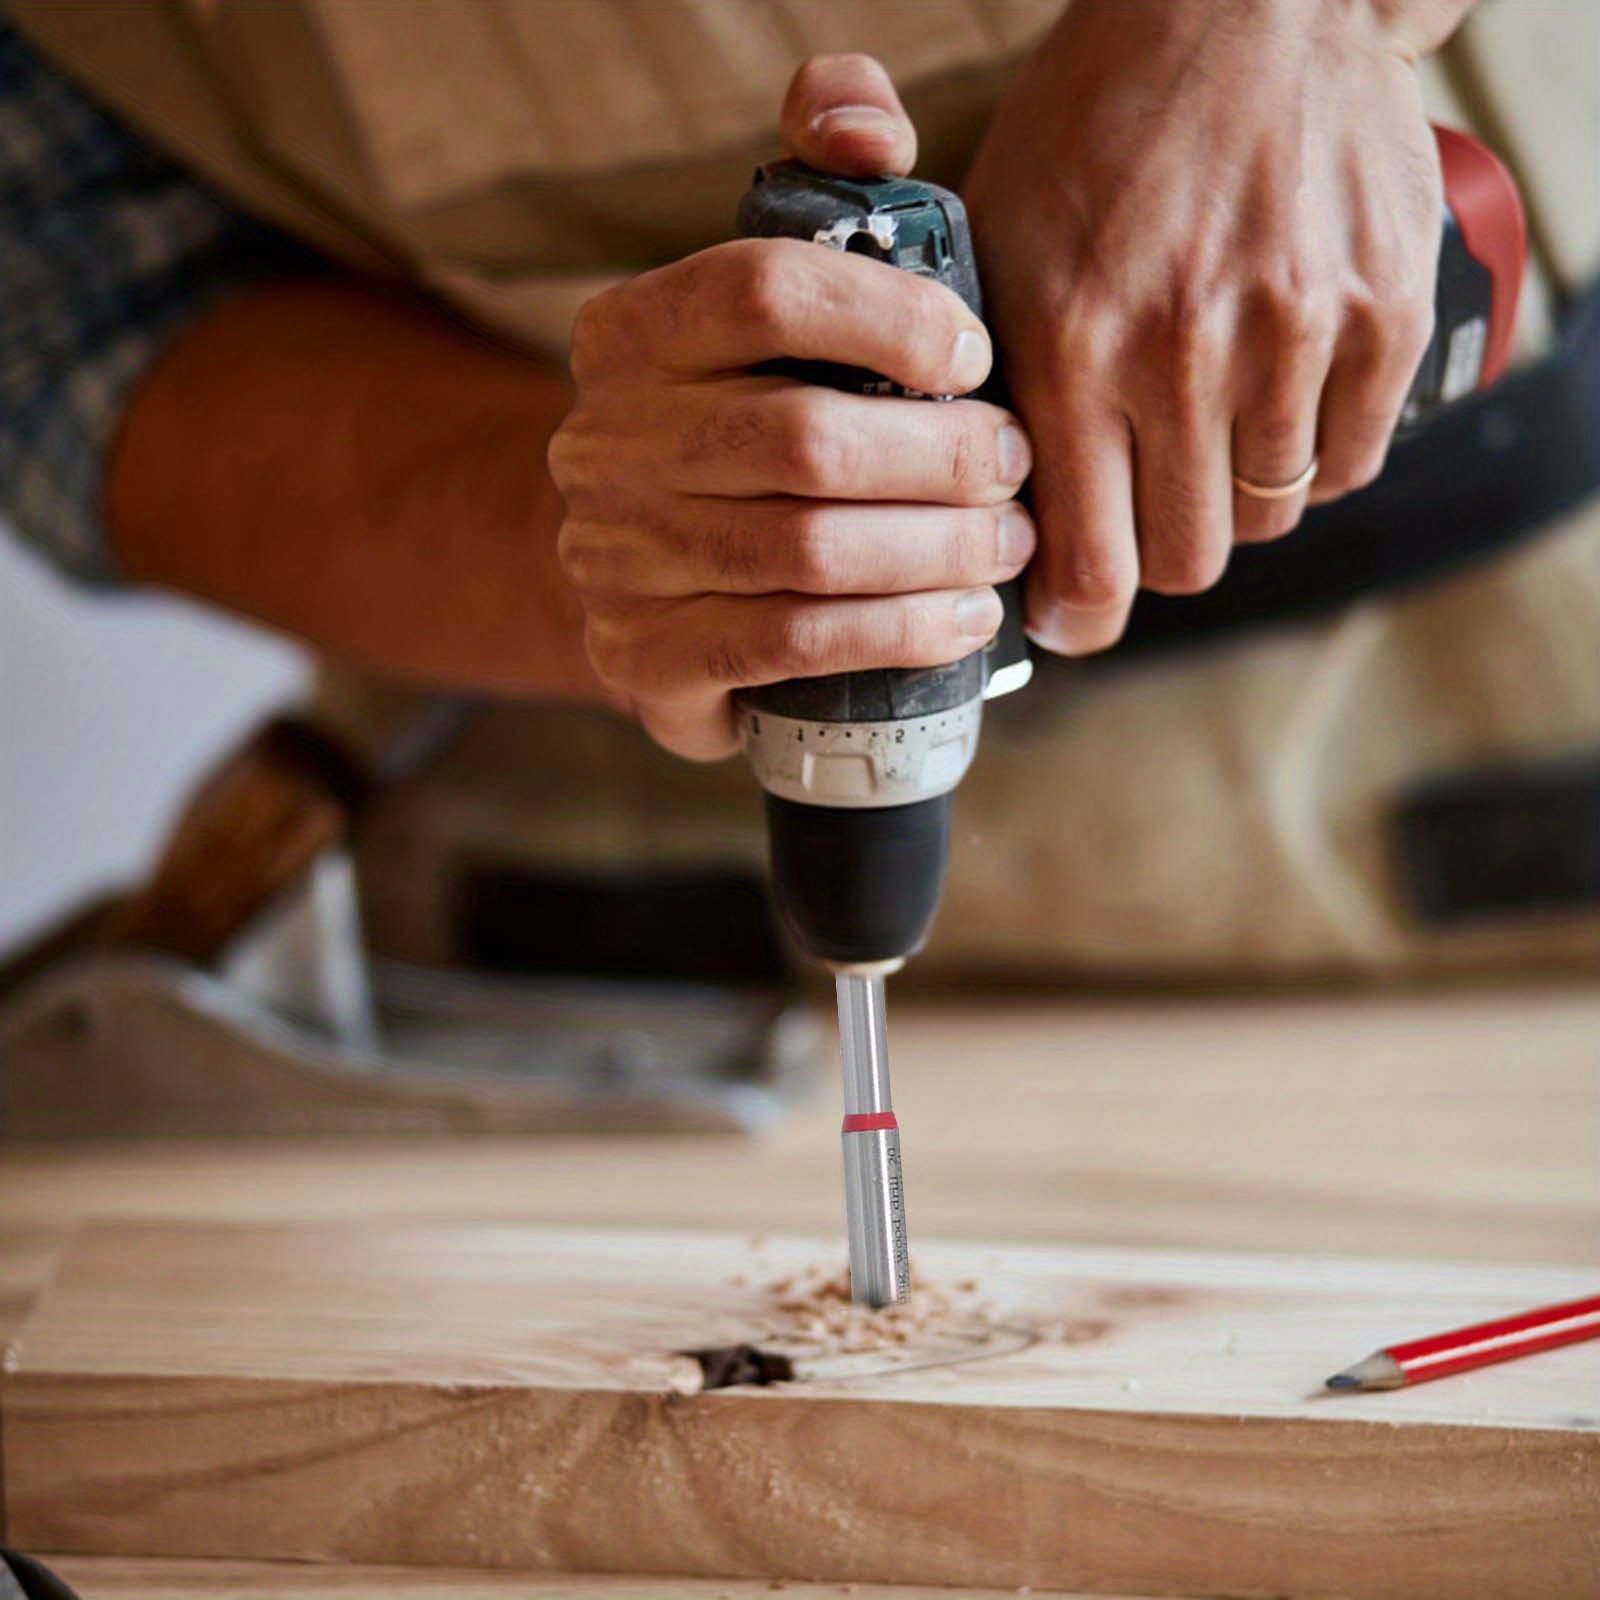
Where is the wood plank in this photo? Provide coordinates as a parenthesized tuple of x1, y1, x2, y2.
(0, 1226, 65, 1348)
(2, 989, 1595, 1267)
(5, 1223, 1596, 1598)
(44, 1556, 1125, 1598)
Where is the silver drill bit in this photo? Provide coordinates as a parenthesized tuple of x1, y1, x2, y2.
(835, 972, 909, 1307)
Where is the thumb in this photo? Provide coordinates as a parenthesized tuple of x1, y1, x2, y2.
(780, 54, 916, 177)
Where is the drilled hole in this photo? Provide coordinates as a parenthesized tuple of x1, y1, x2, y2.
(681, 1343, 796, 1390)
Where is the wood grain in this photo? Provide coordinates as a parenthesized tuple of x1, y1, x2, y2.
(3, 987, 1596, 1598)
(45, 1557, 1130, 1598)
(5, 1223, 1597, 1598)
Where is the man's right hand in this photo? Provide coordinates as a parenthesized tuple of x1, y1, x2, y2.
(549, 60, 1033, 761)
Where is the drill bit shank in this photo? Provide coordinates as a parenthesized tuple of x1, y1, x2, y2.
(836, 972, 910, 1307)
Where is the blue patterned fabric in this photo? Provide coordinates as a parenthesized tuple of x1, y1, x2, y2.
(0, 22, 316, 581)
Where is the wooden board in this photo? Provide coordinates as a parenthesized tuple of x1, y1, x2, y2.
(40, 1557, 1132, 1598)
(4, 988, 1597, 1600)
(5, 1223, 1597, 1598)
(3, 989, 1596, 1270)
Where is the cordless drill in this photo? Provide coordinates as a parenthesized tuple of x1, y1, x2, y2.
(734, 127, 1525, 1305)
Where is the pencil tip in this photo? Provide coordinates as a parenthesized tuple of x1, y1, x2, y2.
(1324, 1372, 1362, 1390)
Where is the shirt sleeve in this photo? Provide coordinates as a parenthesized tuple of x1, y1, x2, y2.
(0, 21, 323, 584)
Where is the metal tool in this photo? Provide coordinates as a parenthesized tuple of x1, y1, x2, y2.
(836, 971, 908, 1305)
(732, 137, 1525, 1308)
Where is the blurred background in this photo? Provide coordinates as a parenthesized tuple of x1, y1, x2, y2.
(0, 524, 303, 956)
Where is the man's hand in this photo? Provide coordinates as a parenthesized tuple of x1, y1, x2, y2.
(549, 56, 1033, 761)
(964, 0, 1457, 654)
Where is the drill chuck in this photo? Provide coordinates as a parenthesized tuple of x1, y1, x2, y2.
(761, 792, 952, 973)
(739, 640, 990, 969)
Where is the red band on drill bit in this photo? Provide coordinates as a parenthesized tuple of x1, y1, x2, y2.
(841, 1112, 899, 1134)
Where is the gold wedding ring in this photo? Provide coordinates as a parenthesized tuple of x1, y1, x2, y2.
(1233, 456, 1319, 500)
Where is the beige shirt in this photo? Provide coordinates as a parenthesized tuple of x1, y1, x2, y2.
(16, 2, 1595, 358)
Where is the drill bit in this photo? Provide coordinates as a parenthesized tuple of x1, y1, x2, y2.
(836, 972, 910, 1307)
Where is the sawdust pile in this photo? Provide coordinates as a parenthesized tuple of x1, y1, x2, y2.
(749, 1263, 999, 1354)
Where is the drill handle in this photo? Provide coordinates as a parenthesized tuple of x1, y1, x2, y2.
(734, 162, 1017, 727)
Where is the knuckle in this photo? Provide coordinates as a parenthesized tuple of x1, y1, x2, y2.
(1057, 549, 1131, 614)
(546, 415, 609, 502)
(1269, 245, 1321, 304)
(1363, 250, 1430, 312)
(1051, 283, 1123, 369)
(899, 280, 962, 383)
(1261, 283, 1337, 357)
(1393, 297, 1437, 364)
(784, 506, 847, 592)
(778, 397, 853, 491)
(555, 520, 603, 590)
(1346, 282, 1434, 367)
(545, 421, 581, 493)
(772, 606, 831, 676)
(547, 409, 614, 502)
(731, 242, 810, 342)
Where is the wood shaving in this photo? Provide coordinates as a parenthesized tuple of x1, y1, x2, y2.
(750, 1263, 998, 1355)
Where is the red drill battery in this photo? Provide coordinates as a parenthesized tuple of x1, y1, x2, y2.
(1406, 125, 1527, 423)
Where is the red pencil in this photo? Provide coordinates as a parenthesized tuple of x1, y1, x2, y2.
(1326, 1292, 1600, 1391)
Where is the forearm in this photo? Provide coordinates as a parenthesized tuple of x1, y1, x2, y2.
(106, 277, 604, 704)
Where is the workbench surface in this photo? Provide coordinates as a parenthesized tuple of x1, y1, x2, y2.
(4, 984, 1597, 1597)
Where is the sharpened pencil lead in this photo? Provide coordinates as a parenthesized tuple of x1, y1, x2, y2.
(1324, 1349, 1407, 1391)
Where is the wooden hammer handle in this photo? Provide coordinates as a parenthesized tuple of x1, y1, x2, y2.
(103, 717, 368, 965)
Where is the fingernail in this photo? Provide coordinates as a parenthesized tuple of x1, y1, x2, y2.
(810, 105, 895, 139)
(956, 586, 1003, 638)
(1024, 599, 1122, 657)
(949, 327, 991, 392)
(998, 421, 1031, 485)
(998, 502, 1035, 568)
